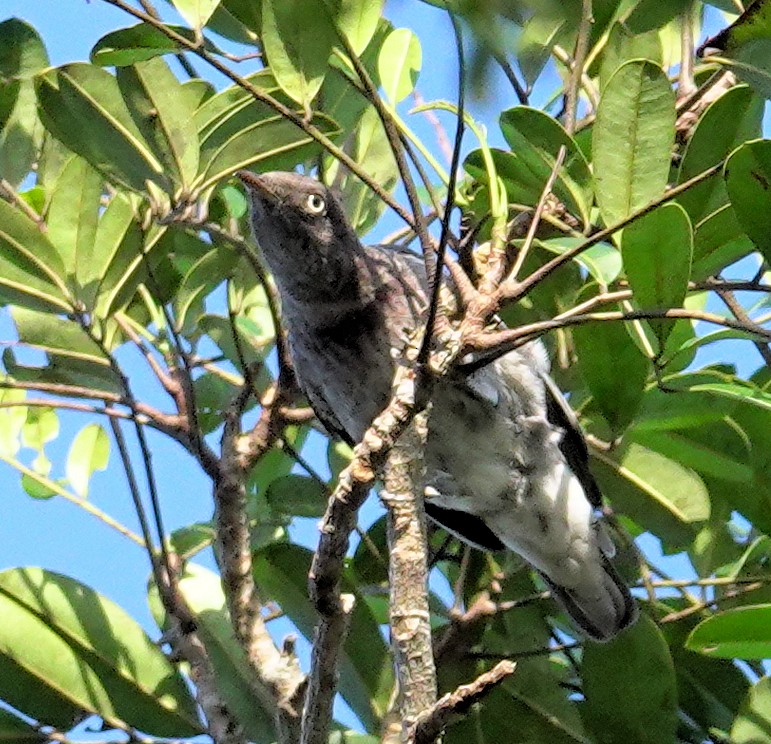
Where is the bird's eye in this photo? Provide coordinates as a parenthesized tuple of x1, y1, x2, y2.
(306, 193, 326, 214)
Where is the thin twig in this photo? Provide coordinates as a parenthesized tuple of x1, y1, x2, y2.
(408, 661, 516, 744)
(715, 285, 771, 370)
(0, 178, 46, 227)
(563, 0, 593, 134)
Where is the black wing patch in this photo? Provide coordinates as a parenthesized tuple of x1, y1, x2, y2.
(425, 503, 505, 551)
(541, 372, 603, 509)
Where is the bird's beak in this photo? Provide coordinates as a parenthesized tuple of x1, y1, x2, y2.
(236, 171, 278, 204)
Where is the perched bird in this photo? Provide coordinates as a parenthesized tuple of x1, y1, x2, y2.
(239, 170, 638, 641)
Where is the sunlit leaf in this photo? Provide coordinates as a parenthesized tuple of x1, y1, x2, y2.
(378, 27, 421, 103)
(732, 676, 771, 743)
(261, 0, 337, 107)
(598, 21, 662, 92)
(66, 424, 109, 497)
(169, 0, 222, 30)
(687, 605, 771, 659)
(117, 57, 200, 189)
(593, 60, 675, 226)
(0, 567, 201, 735)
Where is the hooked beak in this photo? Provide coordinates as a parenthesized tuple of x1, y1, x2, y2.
(237, 171, 278, 204)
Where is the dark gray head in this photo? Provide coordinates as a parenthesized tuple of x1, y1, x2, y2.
(238, 171, 361, 303)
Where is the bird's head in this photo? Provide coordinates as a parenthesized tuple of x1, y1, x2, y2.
(238, 170, 361, 303)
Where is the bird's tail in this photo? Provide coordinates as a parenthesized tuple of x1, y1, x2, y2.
(540, 554, 638, 642)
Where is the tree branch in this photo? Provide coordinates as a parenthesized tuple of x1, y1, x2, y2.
(407, 661, 516, 744)
(381, 411, 437, 735)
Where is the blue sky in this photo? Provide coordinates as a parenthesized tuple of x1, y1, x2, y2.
(0, 0, 762, 735)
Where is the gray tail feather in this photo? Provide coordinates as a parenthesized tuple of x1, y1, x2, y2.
(541, 558, 638, 642)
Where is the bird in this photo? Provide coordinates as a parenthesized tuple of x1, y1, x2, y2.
(238, 169, 638, 642)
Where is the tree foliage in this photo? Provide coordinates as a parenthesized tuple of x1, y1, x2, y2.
(1, 1, 771, 743)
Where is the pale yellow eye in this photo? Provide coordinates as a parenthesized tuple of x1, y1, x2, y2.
(306, 193, 326, 214)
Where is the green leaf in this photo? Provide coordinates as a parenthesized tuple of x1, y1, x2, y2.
(36, 63, 169, 194)
(621, 202, 693, 348)
(91, 23, 223, 66)
(174, 247, 237, 331)
(260, 0, 337, 108)
(725, 138, 771, 263)
(591, 442, 710, 547)
(687, 605, 771, 659)
(378, 27, 422, 103)
(117, 57, 200, 189)
(573, 318, 649, 433)
(253, 543, 393, 728)
(10, 307, 112, 370)
(66, 424, 109, 497)
(21, 407, 58, 453)
(0, 200, 71, 313)
(692, 203, 754, 280)
(732, 676, 771, 743)
(265, 474, 327, 517)
(0, 389, 27, 458)
(45, 154, 103, 287)
(598, 21, 662, 92)
(149, 562, 280, 743)
(499, 107, 594, 226)
(624, 0, 692, 34)
(0, 708, 43, 743)
(540, 238, 622, 286)
(326, 105, 398, 234)
(0, 19, 49, 79)
(195, 71, 340, 189)
(593, 60, 675, 226)
(677, 85, 763, 223)
(0, 567, 201, 735)
(675, 378, 771, 413)
(583, 615, 677, 744)
(169, 0, 222, 30)
(326, 0, 383, 55)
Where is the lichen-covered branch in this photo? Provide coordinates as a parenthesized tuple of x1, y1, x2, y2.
(380, 411, 437, 735)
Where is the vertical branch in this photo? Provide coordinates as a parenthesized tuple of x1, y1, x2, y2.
(563, 0, 593, 134)
(380, 410, 437, 735)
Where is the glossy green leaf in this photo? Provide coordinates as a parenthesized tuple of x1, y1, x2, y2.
(326, 0, 383, 55)
(0, 567, 201, 735)
(261, 0, 337, 107)
(687, 605, 771, 659)
(573, 318, 649, 433)
(91, 23, 222, 66)
(499, 107, 593, 225)
(265, 473, 327, 517)
(36, 63, 169, 194)
(592, 442, 710, 547)
(732, 676, 771, 743)
(622, 202, 693, 347)
(725, 138, 771, 263)
(378, 27, 421, 103)
(677, 85, 763, 223)
(66, 424, 109, 497)
(169, 0, 221, 30)
(45, 154, 103, 286)
(593, 60, 675, 226)
(583, 615, 677, 744)
(117, 57, 200, 189)
(0, 200, 71, 313)
(149, 563, 277, 742)
(253, 543, 393, 728)
(91, 193, 146, 317)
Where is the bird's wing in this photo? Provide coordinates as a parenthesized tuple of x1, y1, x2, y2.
(540, 371, 603, 510)
(303, 379, 356, 446)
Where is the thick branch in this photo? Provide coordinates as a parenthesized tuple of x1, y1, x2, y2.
(300, 593, 355, 744)
(381, 411, 437, 734)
